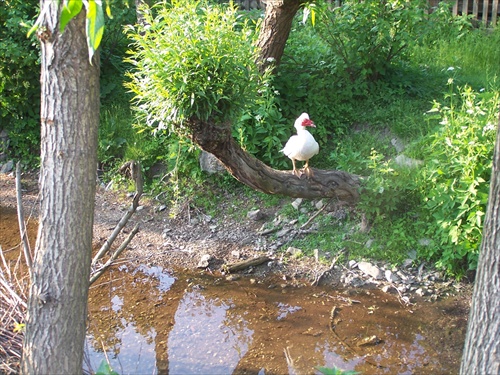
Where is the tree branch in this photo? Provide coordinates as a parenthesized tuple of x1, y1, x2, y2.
(187, 118, 361, 203)
(15, 162, 33, 278)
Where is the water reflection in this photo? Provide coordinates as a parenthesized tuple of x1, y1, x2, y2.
(85, 265, 464, 375)
(167, 290, 253, 374)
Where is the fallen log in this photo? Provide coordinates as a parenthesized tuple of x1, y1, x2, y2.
(222, 256, 271, 273)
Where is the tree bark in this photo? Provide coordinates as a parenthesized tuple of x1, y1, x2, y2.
(256, 0, 302, 71)
(21, 3, 100, 374)
(187, 118, 360, 203)
(460, 114, 500, 374)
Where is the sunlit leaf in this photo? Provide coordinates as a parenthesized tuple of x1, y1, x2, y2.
(95, 360, 119, 375)
(85, 0, 105, 63)
(60, 0, 83, 32)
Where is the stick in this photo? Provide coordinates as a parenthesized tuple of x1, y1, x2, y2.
(15, 162, 33, 277)
(89, 224, 139, 285)
(92, 160, 143, 266)
(222, 256, 271, 273)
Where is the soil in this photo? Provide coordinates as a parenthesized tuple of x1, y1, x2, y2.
(0, 169, 472, 313)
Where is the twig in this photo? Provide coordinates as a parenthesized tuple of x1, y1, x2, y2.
(300, 197, 335, 230)
(311, 249, 345, 286)
(91, 160, 143, 266)
(89, 225, 139, 286)
(15, 162, 33, 278)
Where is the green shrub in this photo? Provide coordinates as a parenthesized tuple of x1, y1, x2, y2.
(0, 0, 41, 164)
(418, 84, 499, 275)
(125, 0, 265, 134)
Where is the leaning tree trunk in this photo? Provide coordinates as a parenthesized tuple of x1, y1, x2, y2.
(188, 118, 360, 203)
(460, 115, 500, 374)
(21, 3, 100, 374)
(255, 0, 302, 71)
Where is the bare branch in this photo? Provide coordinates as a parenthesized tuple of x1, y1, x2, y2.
(15, 162, 33, 278)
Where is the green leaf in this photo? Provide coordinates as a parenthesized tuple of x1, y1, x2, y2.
(95, 359, 120, 375)
(85, 0, 105, 63)
(60, 0, 83, 33)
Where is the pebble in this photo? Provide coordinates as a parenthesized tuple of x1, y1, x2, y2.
(357, 261, 383, 280)
(291, 198, 303, 210)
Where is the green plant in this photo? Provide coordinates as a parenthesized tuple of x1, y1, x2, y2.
(313, 0, 428, 83)
(95, 360, 119, 375)
(418, 84, 499, 274)
(0, 0, 41, 165)
(125, 0, 264, 135)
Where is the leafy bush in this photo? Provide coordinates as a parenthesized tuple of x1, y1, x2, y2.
(0, 0, 41, 164)
(125, 0, 265, 135)
(416, 85, 499, 275)
(313, 0, 428, 83)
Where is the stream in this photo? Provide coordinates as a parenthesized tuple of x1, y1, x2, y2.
(0, 206, 467, 374)
(84, 264, 466, 375)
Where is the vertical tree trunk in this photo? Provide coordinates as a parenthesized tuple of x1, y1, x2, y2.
(460, 114, 500, 374)
(20, 2, 100, 374)
(255, 0, 301, 71)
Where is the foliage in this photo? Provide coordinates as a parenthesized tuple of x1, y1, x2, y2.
(417, 84, 499, 275)
(95, 360, 120, 375)
(233, 79, 290, 168)
(312, 0, 428, 83)
(125, 0, 265, 136)
(0, 0, 40, 164)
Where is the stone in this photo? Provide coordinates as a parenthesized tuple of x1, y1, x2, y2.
(291, 198, 303, 210)
(197, 254, 212, 268)
(231, 250, 241, 259)
(348, 260, 358, 269)
(385, 270, 399, 283)
(247, 209, 264, 221)
(391, 137, 405, 153)
(315, 200, 324, 210)
(199, 151, 226, 174)
(357, 261, 383, 280)
(0, 160, 14, 173)
(286, 247, 302, 257)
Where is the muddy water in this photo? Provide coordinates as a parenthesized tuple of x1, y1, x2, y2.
(0, 206, 467, 374)
(85, 265, 466, 375)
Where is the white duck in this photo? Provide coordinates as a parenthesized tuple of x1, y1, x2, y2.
(281, 113, 319, 177)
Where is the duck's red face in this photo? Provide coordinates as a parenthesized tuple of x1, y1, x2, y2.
(302, 118, 316, 127)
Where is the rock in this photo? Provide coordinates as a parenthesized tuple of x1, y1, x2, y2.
(0, 160, 14, 173)
(199, 151, 226, 174)
(157, 205, 167, 212)
(291, 198, 303, 210)
(226, 274, 240, 281)
(315, 200, 324, 210)
(348, 260, 358, 269)
(402, 259, 414, 268)
(197, 254, 212, 268)
(357, 261, 383, 280)
(415, 288, 426, 297)
(247, 209, 264, 221)
(391, 137, 405, 153)
(394, 154, 423, 169)
(286, 247, 302, 258)
(231, 250, 241, 259)
(385, 270, 399, 283)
